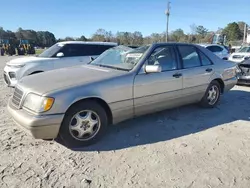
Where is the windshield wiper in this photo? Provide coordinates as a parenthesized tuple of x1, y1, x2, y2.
(93, 64, 130, 71)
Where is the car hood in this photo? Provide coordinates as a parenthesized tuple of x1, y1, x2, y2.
(18, 65, 126, 95)
(7, 56, 52, 65)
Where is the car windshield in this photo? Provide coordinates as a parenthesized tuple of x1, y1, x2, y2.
(90, 45, 150, 71)
(38, 43, 64, 58)
(238, 46, 250, 53)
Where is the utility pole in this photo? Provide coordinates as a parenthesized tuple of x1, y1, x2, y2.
(165, 1, 171, 42)
(243, 23, 247, 44)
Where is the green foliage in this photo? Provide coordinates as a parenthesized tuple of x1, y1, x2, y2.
(196, 25, 208, 37)
(0, 21, 246, 48)
(0, 27, 56, 47)
(222, 22, 242, 41)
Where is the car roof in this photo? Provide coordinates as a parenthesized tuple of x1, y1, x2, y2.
(197, 43, 224, 48)
(151, 42, 202, 48)
(58, 41, 118, 46)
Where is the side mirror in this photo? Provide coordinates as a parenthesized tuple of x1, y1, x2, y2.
(145, 65, 162, 73)
(90, 56, 95, 61)
(56, 52, 64, 57)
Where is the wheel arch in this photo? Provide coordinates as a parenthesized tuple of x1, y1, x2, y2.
(29, 70, 44, 75)
(65, 97, 113, 125)
(212, 78, 225, 93)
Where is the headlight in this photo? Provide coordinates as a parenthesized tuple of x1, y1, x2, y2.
(23, 93, 54, 112)
(7, 64, 25, 68)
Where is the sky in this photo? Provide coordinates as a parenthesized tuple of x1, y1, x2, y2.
(0, 0, 249, 38)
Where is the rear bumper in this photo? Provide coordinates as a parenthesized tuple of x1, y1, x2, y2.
(7, 100, 64, 139)
(224, 77, 237, 92)
(237, 75, 250, 86)
(237, 79, 250, 85)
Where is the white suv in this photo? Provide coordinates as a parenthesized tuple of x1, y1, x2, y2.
(198, 44, 229, 60)
(3, 41, 117, 87)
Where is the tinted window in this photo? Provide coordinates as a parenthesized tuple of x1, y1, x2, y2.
(96, 45, 115, 55)
(199, 51, 212, 66)
(147, 46, 177, 71)
(207, 45, 223, 52)
(178, 46, 200, 68)
(61, 44, 115, 57)
(61, 44, 82, 57)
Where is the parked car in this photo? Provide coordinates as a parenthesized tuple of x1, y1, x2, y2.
(236, 59, 250, 85)
(228, 46, 250, 63)
(198, 44, 229, 60)
(7, 43, 237, 147)
(3, 41, 117, 87)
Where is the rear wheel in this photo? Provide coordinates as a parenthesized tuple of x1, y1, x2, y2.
(200, 80, 221, 108)
(59, 101, 108, 147)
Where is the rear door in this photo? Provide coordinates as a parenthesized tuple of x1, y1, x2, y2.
(76, 44, 116, 64)
(54, 44, 86, 69)
(177, 45, 215, 103)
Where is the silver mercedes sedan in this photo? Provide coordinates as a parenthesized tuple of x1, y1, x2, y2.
(7, 43, 237, 147)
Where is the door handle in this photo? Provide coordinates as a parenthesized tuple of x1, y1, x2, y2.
(206, 68, 213, 72)
(173, 73, 182, 78)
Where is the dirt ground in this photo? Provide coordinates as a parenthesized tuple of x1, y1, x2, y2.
(0, 56, 250, 188)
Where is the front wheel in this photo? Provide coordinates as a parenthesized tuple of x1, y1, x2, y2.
(200, 80, 221, 108)
(59, 101, 108, 147)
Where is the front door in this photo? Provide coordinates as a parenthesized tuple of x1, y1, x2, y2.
(133, 45, 183, 116)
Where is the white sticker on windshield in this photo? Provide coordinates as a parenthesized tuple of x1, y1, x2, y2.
(58, 44, 65, 47)
(126, 53, 143, 58)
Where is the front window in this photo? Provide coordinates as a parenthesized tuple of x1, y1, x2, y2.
(90, 45, 149, 71)
(38, 43, 64, 58)
(147, 46, 177, 71)
(238, 46, 250, 53)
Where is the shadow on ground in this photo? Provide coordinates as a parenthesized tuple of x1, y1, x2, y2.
(57, 90, 250, 151)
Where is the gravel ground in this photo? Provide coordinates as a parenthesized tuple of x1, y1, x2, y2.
(0, 56, 250, 188)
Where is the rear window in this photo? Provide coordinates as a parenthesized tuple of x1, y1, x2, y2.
(206, 45, 223, 53)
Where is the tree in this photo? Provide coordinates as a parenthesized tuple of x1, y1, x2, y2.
(222, 22, 242, 41)
(171, 29, 185, 42)
(196, 25, 208, 38)
(77, 35, 88, 41)
(131, 31, 143, 45)
(190, 24, 197, 35)
(237, 21, 247, 38)
(92, 28, 108, 41)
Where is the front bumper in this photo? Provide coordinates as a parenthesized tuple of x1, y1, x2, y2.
(7, 100, 64, 139)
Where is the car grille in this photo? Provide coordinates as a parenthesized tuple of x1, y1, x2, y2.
(12, 87, 24, 108)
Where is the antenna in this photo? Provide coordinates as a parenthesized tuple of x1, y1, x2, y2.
(165, 1, 171, 42)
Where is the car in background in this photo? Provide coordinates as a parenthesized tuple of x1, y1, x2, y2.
(237, 59, 250, 85)
(3, 41, 117, 87)
(228, 46, 250, 63)
(198, 44, 229, 60)
(7, 43, 237, 147)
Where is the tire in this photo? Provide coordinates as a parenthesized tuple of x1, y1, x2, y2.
(200, 80, 221, 108)
(59, 101, 108, 147)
